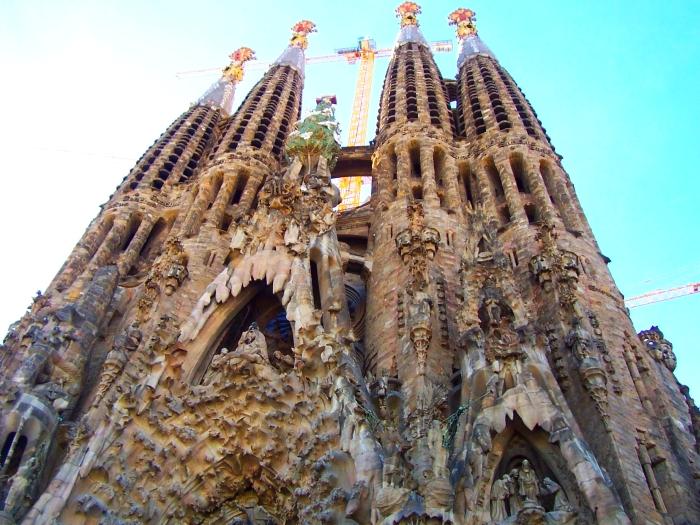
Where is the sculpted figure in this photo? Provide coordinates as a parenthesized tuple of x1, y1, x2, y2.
(94, 322, 142, 403)
(506, 469, 521, 515)
(542, 477, 573, 512)
(3, 456, 37, 516)
(565, 318, 592, 362)
(518, 460, 539, 503)
(491, 475, 509, 521)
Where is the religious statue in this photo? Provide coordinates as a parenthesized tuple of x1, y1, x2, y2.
(94, 321, 142, 404)
(518, 459, 540, 503)
(491, 475, 509, 521)
(542, 477, 573, 512)
(506, 469, 521, 515)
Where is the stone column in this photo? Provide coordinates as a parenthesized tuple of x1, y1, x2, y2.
(623, 348, 655, 416)
(395, 141, 411, 199)
(53, 218, 113, 291)
(494, 156, 527, 223)
(544, 165, 583, 232)
(524, 157, 557, 224)
(86, 216, 130, 272)
(442, 154, 462, 212)
(236, 171, 264, 217)
(419, 144, 439, 207)
(118, 216, 155, 275)
(638, 442, 669, 516)
(374, 152, 393, 205)
(474, 163, 498, 221)
(180, 175, 217, 237)
(208, 170, 239, 229)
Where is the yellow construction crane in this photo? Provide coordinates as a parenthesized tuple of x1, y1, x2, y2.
(176, 38, 453, 210)
(322, 37, 453, 210)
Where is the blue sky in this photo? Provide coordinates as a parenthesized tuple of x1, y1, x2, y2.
(0, 1, 698, 395)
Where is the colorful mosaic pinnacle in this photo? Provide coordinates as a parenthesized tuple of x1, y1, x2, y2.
(222, 47, 255, 83)
(290, 19, 317, 49)
(449, 7, 478, 39)
(396, 1, 421, 27)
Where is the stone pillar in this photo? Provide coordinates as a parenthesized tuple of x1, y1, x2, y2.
(395, 141, 411, 199)
(208, 170, 239, 229)
(419, 143, 439, 207)
(638, 442, 669, 516)
(180, 176, 217, 237)
(68, 215, 129, 296)
(524, 157, 557, 224)
(494, 155, 527, 223)
(86, 216, 129, 273)
(118, 216, 155, 275)
(374, 152, 393, 205)
(545, 165, 583, 232)
(624, 348, 655, 416)
(474, 163, 498, 220)
(236, 171, 264, 217)
(53, 218, 113, 291)
(442, 154, 461, 212)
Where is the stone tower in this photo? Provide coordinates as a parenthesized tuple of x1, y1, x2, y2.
(0, 5, 698, 525)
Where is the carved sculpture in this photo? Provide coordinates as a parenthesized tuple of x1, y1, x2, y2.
(94, 322, 142, 404)
(639, 326, 677, 371)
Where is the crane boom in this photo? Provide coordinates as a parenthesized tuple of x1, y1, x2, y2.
(625, 281, 700, 308)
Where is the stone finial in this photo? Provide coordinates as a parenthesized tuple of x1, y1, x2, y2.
(396, 2, 421, 27)
(222, 47, 256, 83)
(289, 20, 317, 50)
(448, 8, 478, 40)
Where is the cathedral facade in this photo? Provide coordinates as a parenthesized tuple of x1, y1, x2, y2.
(1, 4, 698, 524)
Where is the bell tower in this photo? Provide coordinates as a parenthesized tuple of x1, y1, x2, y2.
(0, 5, 698, 525)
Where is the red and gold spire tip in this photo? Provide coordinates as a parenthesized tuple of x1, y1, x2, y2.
(448, 8, 478, 39)
(222, 47, 256, 83)
(290, 20, 317, 50)
(396, 2, 421, 27)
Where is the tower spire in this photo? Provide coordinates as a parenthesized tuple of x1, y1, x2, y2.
(197, 47, 256, 116)
(274, 20, 316, 78)
(448, 7, 494, 67)
(394, 2, 429, 48)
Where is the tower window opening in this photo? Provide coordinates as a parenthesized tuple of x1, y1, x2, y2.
(0, 433, 27, 479)
(524, 203, 539, 224)
(433, 148, 446, 189)
(510, 155, 530, 193)
(409, 145, 421, 179)
(120, 216, 142, 252)
(310, 260, 322, 311)
(139, 218, 170, 264)
(206, 175, 224, 211)
(230, 172, 248, 205)
(459, 162, 475, 206)
(412, 184, 423, 201)
(220, 213, 233, 232)
(485, 158, 505, 200)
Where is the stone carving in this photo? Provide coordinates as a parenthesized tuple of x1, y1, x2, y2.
(94, 322, 142, 404)
(517, 460, 539, 503)
(406, 289, 432, 375)
(491, 475, 509, 521)
(542, 477, 573, 512)
(395, 203, 440, 290)
(565, 318, 610, 430)
(638, 326, 677, 371)
(138, 238, 189, 319)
